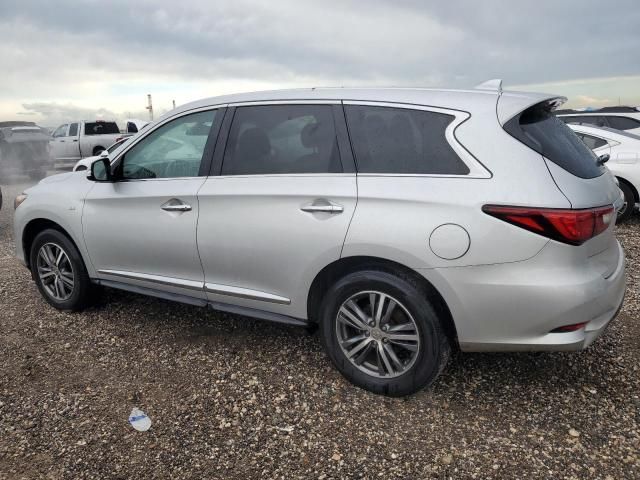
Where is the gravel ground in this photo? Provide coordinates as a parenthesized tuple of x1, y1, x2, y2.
(1, 177, 639, 479)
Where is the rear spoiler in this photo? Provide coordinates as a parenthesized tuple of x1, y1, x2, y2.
(474, 79, 567, 125)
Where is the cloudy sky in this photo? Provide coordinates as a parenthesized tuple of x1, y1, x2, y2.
(1, 0, 639, 127)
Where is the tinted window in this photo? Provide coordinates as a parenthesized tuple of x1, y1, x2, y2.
(68, 123, 78, 137)
(84, 122, 120, 135)
(127, 121, 139, 133)
(120, 110, 216, 179)
(606, 116, 640, 131)
(223, 105, 341, 175)
(505, 104, 603, 179)
(344, 105, 469, 175)
(579, 134, 607, 150)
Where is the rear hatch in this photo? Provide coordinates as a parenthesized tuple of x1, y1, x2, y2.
(502, 99, 621, 278)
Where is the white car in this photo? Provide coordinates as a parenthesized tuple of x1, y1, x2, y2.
(569, 123, 639, 222)
(558, 106, 640, 136)
(73, 137, 130, 172)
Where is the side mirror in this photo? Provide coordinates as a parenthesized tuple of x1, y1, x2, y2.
(89, 157, 113, 182)
(597, 153, 610, 166)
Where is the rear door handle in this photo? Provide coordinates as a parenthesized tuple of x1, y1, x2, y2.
(301, 203, 344, 214)
(161, 199, 192, 212)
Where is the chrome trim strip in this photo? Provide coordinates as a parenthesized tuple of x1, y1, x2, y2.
(228, 99, 341, 107)
(204, 282, 291, 305)
(97, 269, 204, 291)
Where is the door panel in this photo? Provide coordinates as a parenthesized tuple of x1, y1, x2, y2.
(83, 178, 207, 297)
(81, 108, 221, 297)
(197, 175, 357, 318)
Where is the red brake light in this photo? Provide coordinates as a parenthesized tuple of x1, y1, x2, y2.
(482, 205, 614, 245)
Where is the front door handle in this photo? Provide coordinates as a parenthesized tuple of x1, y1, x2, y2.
(161, 199, 192, 212)
(301, 202, 344, 214)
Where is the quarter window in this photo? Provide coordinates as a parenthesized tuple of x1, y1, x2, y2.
(580, 134, 608, 150)
(119, 110, 216, 179)
(222, 105, 342, 175)
(344, 105, 469, 175)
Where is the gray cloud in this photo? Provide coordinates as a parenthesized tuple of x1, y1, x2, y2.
(1, 0, 639, 121)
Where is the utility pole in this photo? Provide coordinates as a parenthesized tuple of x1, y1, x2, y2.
(172, 99, 176, 110)
(146, 94, 154, 121)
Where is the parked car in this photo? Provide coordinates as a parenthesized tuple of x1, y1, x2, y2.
(13, 84, 625, 396)
(50, 120, 122, 169)
(568, 123, 640, 222)
(0, 121, 51, 179)
(73, 137, 131, 172)
(557, 106, 640, 135)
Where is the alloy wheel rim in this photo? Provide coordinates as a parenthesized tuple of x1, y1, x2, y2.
(335, 291, 421, 379)
(36, 242, 74, 301)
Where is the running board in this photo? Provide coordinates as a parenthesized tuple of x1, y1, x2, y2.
(93, 279, 308, 328)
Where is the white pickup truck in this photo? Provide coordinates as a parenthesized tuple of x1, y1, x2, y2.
(50, 120, 123, 169)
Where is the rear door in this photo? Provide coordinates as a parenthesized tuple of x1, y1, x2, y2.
(196, 103, 357, 319)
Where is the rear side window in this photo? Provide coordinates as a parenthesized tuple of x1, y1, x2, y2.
(84, 122, 120, 135)
(505, 103, 604, 179)
(222, 105, 342, 175)
(606, 116, 640, 131)
(344, 105, 469, 175)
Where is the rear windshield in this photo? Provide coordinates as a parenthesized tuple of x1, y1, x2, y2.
(505, 103, 604, 179)
(84, 122, 120, 135)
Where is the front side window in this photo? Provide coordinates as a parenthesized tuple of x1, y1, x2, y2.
(68, 123, 78, 137)
(222, 105, 341, 175)
(53, 125, 68, 138)
(606, 116, 640, 131)
(119, 110, 216, 179)
(344, 105, 469, 175)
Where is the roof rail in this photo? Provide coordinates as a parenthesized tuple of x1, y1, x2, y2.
(475, 79, 503, 92)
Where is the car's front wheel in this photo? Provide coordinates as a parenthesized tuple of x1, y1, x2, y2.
(319, 270, 450, 396)
(30, 229, 95, 311)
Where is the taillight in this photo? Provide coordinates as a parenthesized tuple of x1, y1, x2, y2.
(482, 204, 614, 245)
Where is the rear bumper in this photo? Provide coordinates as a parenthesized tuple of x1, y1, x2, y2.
(422, 240, 626, 352)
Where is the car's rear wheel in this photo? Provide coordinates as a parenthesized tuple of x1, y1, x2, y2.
(30, 229, 94, 311)
(319, 270, 450, 396)
(617, 181, 636, 223)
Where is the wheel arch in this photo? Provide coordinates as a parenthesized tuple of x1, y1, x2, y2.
(307, 255, 458, 345)
(22, 218, 83, 270)
(616, 176, 639, 203)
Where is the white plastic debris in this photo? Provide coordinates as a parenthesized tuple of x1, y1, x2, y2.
(128, 408, 152, 432)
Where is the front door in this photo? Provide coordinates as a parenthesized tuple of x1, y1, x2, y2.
(197, 103, 357, 319)
(83, 108, 222, 299)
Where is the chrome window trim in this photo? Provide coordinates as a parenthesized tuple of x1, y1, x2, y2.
(342, 100, 492, 179)
(205, 282, 291, 305)
(227, 100, 341, 107)
(211, 173, 355, 180)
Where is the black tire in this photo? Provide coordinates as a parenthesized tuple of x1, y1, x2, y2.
(319, 270, 450, 396)
(29, 228, 95, 311)
(617, 181, 636, 224)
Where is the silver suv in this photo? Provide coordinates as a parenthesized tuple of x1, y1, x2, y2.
(13, 84, 626, 396)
